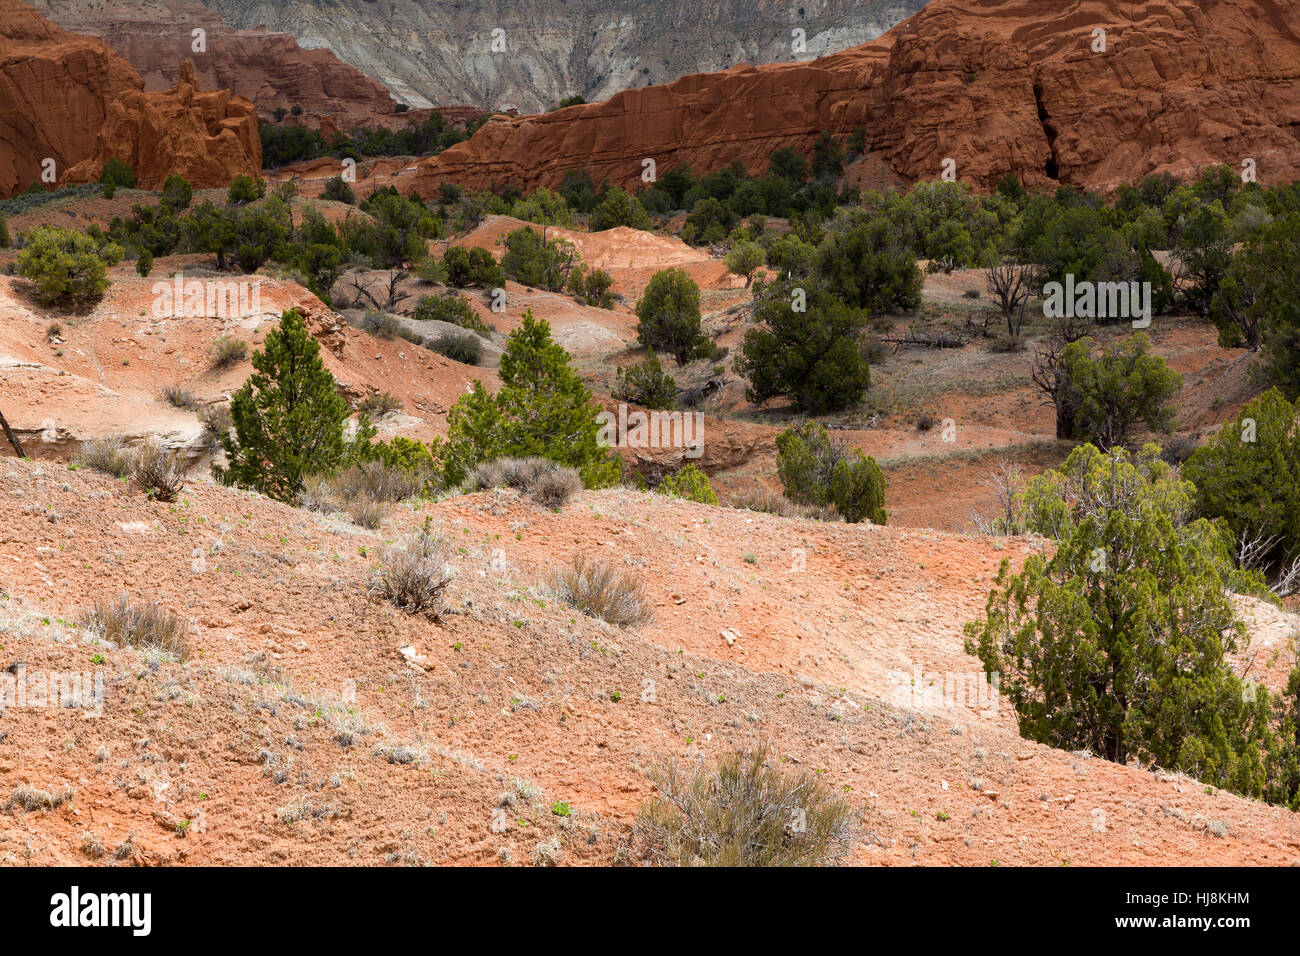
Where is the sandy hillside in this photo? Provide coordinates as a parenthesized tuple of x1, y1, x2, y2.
(2, 458, 1298, 866)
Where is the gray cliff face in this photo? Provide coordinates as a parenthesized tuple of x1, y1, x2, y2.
(205, 0, 928, 112)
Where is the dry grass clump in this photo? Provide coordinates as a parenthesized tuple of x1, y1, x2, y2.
(729, 487, 801, 517)
(208, 335, 248, 370)
(333, 460, 427, 502)
(358, 391, 403, 418)
(161, 383, 198, 410)
(729, 487, 837, 521)
(75, 436, 186, 500)
(467, 457, 582, 509)
(530, 467, 582, 509)
(75, 436, 133, 477)
(79, 594, 190, 660)
(548, 552, 652, 627)
(369, 524, 454, 618)
(299, 461, 429, 527)
(81, 832, 106, 858)
(131, 438, 186, 501)
(373, 741, 427, 766)
(200, 402, 232, 449)
(297, 473, 338, 514)
(8, 783, 74, 812)
(634, 742, 856, 867)
(346, 495, 388, 529)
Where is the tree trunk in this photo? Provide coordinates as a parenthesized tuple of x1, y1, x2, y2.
(0, 407, 26, 458)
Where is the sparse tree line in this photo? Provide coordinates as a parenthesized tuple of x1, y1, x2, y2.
(258, 110, 490, 169)
(20, 145, 1300, 423)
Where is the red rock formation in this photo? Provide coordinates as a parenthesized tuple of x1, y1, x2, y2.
(415, 0, 1300, 196)
(0, 0, 259, 197)
(29, 0, 398, 126)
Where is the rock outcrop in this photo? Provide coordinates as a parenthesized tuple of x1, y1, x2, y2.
(0, 0, 260, 197)
(414, 0, 1300, 196)
(28, 0, 399, 125)
(206, 0, 927, 113)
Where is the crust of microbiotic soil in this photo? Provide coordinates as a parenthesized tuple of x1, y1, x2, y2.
(0, 460, 1297, 866)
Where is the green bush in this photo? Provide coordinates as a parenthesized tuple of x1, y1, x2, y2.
(412, 294, 490, 335)
(413, 254, 447, 284)
(965, 443, 1297, 805)
(762, 233, 815, 279)
(227, 175, 261, 205)
(1184, 389, 1300, 563)
(509, 187, 573, 226)
(1175, 201, 1233, 314)
(635, 268, 709, 365)
(500, 226, 577, 291)
(682, 197, 737, 246)
(322, 175, 356, 205)
(612, 351, 678, 410)
(1018, 201, 1130, 293)
(830, 451, 887, 524)
(443, 245, 504, 288)
(814, 218, 922, 313)
(231, 197, 291, 273)
(811, 131, 845, 181)
(161, 174, 192, 211)
(737, 280, 870, 414)
(589, 187, 651, 231)
(634, 742, 856, 866)
(433, 310, 619, 487)
(724, 241, 765, 287)
(1057, 333, 1182, 448)
(775, 421, 842, 508)
(343, 190, 435, 269)
(1228, 214, 1300, 396)
(429, 331, 483, 365)
(566, 264, 616, 308)
(17, 226, 115, 303)
(558, 170, 599, 213)
(0, 213, 9, 248)
(775, 420, 886, 524)
(99, 157, 135, 189)
(656, 462, 718, 505)
(293, 207, 346, 299)
(214, 308, 350, 501)
(135, 249, 154, 277)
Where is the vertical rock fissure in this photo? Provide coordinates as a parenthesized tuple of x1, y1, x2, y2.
(1033, 78, 1060, 180)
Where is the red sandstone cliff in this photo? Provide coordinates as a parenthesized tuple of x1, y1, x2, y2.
(0, 0, 260, 198)
(28, 0, 398, 126)
(414, 0, 1300, 196)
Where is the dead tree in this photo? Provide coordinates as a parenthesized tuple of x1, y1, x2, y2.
(0, 407, 26, 458)
(343, 269, 410, 312)
(880, 329, 965, 351)
(985, 257, 1035, 337)
(1030, 337, 1075, 440)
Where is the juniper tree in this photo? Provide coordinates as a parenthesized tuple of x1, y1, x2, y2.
(214, 308, 349, 502)
(1183, 388, 1300, 564)
(635, 268, 709, 365)
(775, 420, 886, 524)
(1056, 334, 1181, 448)
(737, 280, 870, 414)
(434, 310, 619, 487)
(965, 444, 1278, 798)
